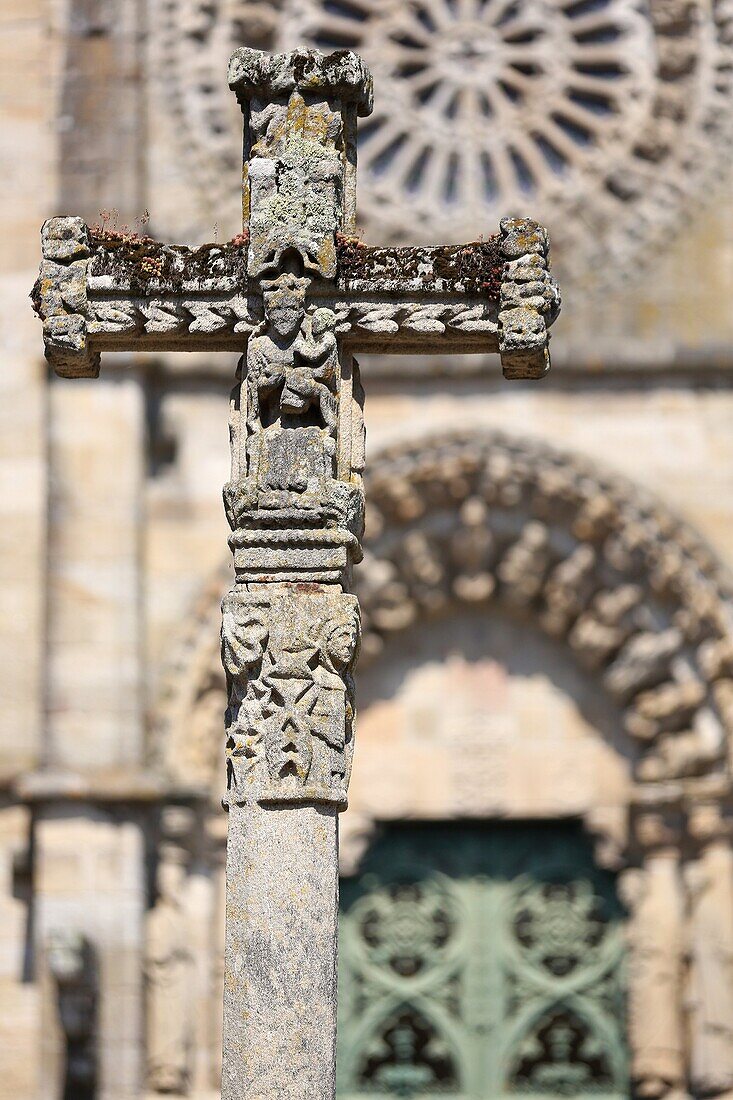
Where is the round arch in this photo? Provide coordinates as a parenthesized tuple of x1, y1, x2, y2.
(153, 428, 733, 820)
(150, 428, 733, 1097)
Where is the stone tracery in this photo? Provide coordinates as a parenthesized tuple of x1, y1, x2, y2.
(153, 0, 733, 291)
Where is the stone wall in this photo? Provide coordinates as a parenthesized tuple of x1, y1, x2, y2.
(3, 0, 733, 1097)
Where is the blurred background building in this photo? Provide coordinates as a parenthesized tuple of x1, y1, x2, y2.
(4, 0, 733, 1097)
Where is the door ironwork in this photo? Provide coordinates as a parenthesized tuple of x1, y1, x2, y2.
(337, 822, 627, 1099)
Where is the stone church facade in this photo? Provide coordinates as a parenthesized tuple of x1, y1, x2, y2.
(4, 1, 733, 1098)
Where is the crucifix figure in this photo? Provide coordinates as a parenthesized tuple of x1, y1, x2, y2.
(33, 47, 560, 1100)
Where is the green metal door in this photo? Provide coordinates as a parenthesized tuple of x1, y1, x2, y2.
(337, 822, 628, 1099)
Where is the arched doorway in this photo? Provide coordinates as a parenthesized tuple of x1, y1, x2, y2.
(150, 430, 733, 1099)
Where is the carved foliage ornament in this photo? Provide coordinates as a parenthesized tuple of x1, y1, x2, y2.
(153, 0, 733, 290)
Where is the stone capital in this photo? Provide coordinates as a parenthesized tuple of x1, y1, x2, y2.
(221, 587, 360, 808)
(228, 47, 373, 115)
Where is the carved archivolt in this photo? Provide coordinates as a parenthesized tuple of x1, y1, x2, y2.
(151, 430, 733, 1098)
(153, 429, 733, 806)
(152, 0, 733, 290)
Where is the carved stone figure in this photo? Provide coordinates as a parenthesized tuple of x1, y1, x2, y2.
(47, 930, 97, 1100)
(290, 307, 339, 431)
(686, 801, 733, 1096)
(222, 591, 359, 806)
(242, 83, 347, 278)
(308, 609, 360, 784)
(145, 845, 194, 1094)
(621, 813, 685, 1098)
(243, 275, 339, 503)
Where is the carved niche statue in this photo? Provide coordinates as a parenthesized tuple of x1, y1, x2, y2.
(686, 800, 733, 1096)
(145, 844, 194, 1094)
(225, 270, 363, 544)
(620, 813, 686, 1100)
(244, 274, 338, 493)
(47, 930, 97, 1100)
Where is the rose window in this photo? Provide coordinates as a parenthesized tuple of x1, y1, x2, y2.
(282, 0, 653, 241)
(156, 0, 733, 289)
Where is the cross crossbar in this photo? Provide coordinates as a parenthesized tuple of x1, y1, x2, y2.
(34, 219, 557, 370)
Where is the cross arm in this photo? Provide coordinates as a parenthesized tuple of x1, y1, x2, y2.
(31, 217, 260, 377)
(332, 219, 560, 375)
(32, 215, 559, 380)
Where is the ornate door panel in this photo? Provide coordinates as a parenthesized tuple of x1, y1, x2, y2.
(337, 822, 627, 1098)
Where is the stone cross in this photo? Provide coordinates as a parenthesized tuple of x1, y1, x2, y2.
(33, 47, 559, 1100)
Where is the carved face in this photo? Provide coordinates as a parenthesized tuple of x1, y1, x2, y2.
(237, 614, 269, 666)
(325, 616, 359, 670)
(264, 286, 305, 340)
(310, 307, 335, 338)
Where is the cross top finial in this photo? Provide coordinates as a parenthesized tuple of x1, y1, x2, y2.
(229, 47, 373, 279)
(228, 47, 374, 116)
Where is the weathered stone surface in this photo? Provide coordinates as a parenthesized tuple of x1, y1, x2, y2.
(33, 217, 99, 377)
(216, 55, 372, 1097)
(228, 47, 373, 114)
(229, 49, 371, 279)
(498, 218, 559, 380)
(33, 226, 561, 362)
(30, 41, 561, 1100)
(222, 590, 359, 807)
(222, 804, 338, 1100)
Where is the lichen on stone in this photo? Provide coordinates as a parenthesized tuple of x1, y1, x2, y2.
(88, 234, 249, 293)
(335, 235, 503, 298)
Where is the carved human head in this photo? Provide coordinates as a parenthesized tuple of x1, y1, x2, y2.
(281, 366, 316, 413)
(324, 609, 359, 670)
(157, 845, 187, 905)
(262, 273, 309, 339)
(237, 612, 269, 667)
(310, 307, 336, 338)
